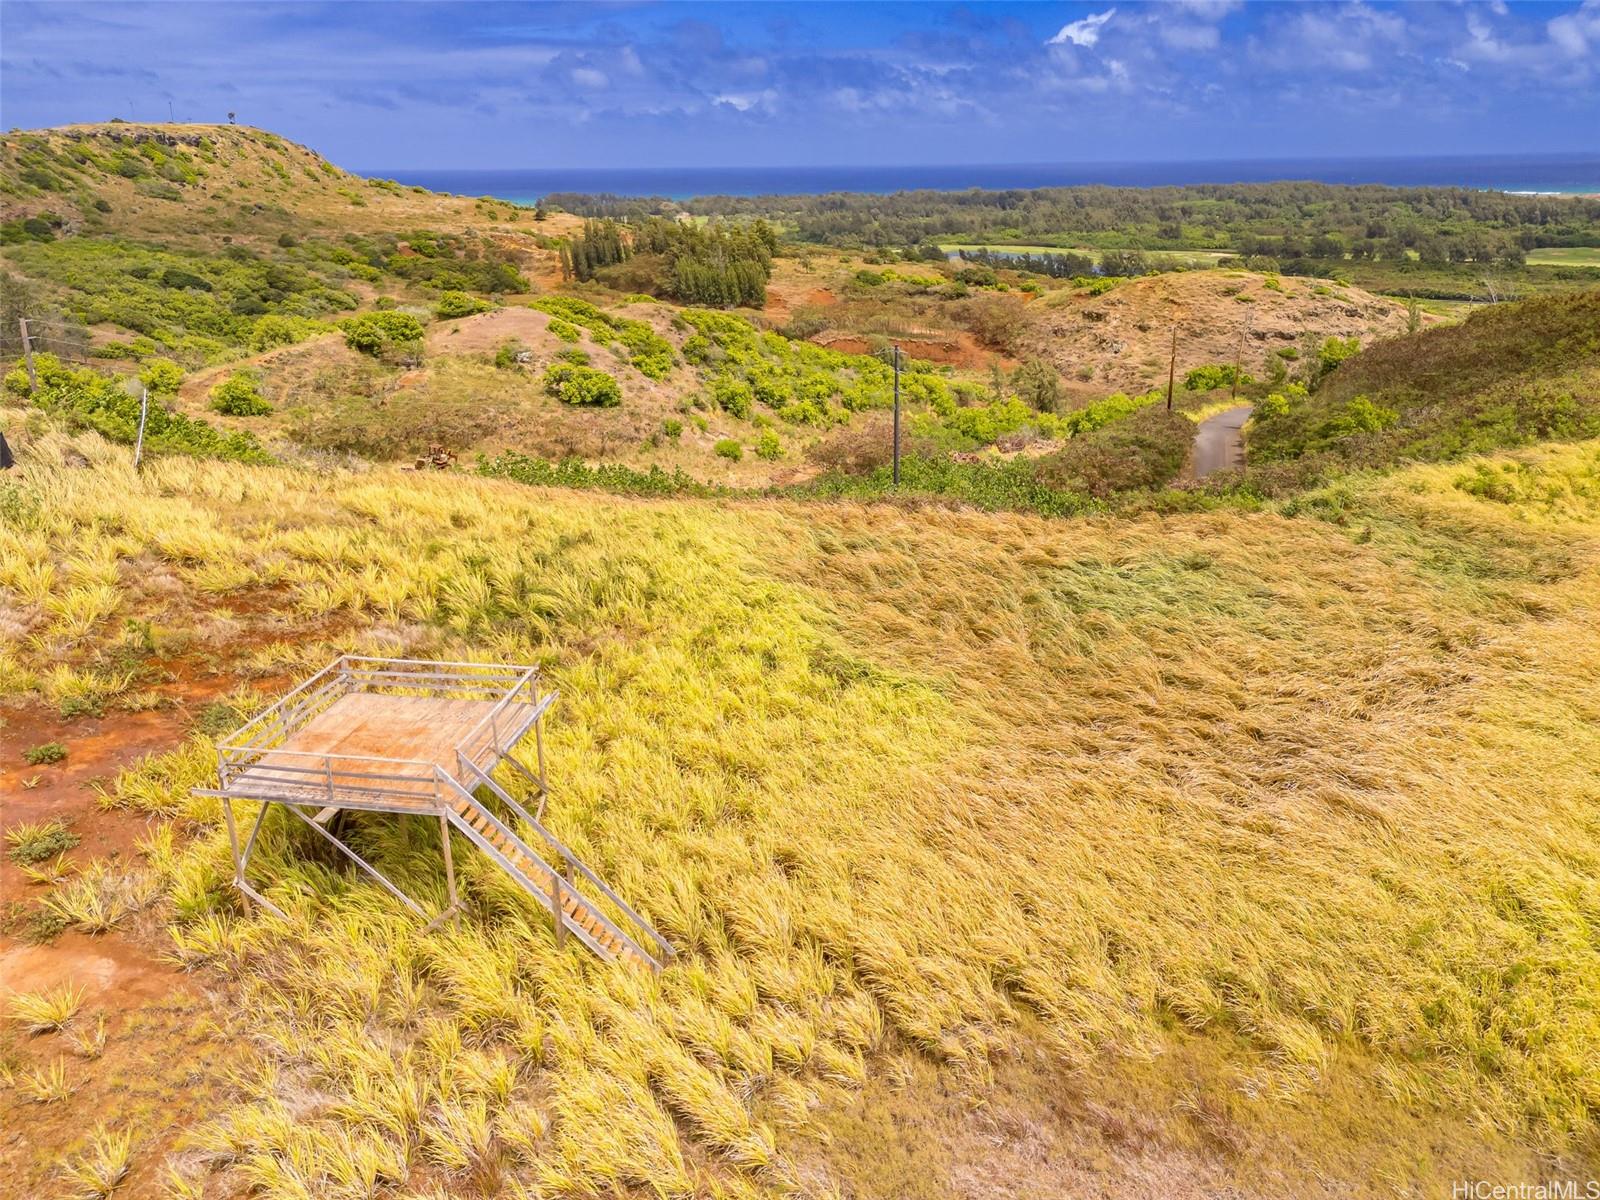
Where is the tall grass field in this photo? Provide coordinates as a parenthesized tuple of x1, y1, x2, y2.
(3, 424, 1599, 1194)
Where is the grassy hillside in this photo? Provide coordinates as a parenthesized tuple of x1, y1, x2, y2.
(4, 121, 1449, 494)
(3, 407, 1599, 1194)
(0, 123, 545, 243)
(1249, 291, 1600, 467)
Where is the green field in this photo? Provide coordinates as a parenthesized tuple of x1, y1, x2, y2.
(1525, 246, 1600, 266)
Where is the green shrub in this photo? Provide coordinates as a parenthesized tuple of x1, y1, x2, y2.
(714, 438, 743, 461)
(547, 318, 581, 343)
(617, 321, 674, 379)
(342, 311, 425, 356)
(248, 314, 328, 352)
(1318, 395, 1400, 440)
(1183, 364, 1253, 391)
(160, 266, 211, 291)
(1317, 336, 1361, 376)
(1032, 406, 1193, 497)
(1056, 390, 1165, 438)
(542, 363, 621, 407)
(493, 340, 526, 370)
(435, 291, 493, 319)
(662, 418, 683, 440)
(712, 377, 754, 420)
(209, 371, 272, 416)
(23, 742, 67, 766)
(801, 453, 1095, 518)
(555, 348, 591, 366)
(23, 354, 269, 463)
(479, 452, 713, 497)
(6, 818, 79, 865)
(755, 429, 783, 460)
(137, 357, 184, 396)
(1010, 358, 1062, 413)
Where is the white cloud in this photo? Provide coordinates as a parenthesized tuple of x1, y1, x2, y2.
(570, 67, 608, 89)
(1255, 2, 1406, 73)
(1048, 8, 1117, 48)
(713, 89, 776, 113)
(1165, 0, 1242, 17)
(1159, 22, 1223, 50)
(1547, 0, 1600, 58)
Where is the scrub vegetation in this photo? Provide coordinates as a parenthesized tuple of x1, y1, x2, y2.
(2, 422, 1599, 1192)
(3, 118, 1600, 1197)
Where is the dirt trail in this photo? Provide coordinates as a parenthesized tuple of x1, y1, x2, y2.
(1189, 405, 1253, 479)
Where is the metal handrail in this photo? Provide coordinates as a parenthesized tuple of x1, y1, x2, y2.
(456, 757, 674, 963)
(453, 667, 538, 769)
(435, 770, 657, 967)
(218, 657, 346, 750)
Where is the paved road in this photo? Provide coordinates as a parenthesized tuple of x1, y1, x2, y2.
(1190, 404, 1253, 479)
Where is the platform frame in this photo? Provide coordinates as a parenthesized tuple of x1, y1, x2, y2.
(203, 655, 553, 927)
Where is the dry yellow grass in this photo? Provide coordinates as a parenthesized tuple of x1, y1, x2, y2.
(3, 418, 1598, 1194)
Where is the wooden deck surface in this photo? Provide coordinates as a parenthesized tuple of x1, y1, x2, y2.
(289, 693, 495, 769)
(228, 693, 508, 810)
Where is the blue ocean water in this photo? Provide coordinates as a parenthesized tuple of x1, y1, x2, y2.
(361, 153, 1599, 202)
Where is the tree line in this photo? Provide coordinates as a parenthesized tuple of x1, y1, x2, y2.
(559, 216, 779, 308)
(577, 182, 1600, 255)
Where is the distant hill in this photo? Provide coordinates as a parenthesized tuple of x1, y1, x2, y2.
(0, 122, 571, 245)
(1248, 291, 1600, 467)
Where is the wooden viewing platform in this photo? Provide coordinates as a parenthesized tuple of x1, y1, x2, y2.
(196, 656, 673, 970)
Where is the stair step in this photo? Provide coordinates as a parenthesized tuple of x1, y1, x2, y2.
(451, 792, 658, 968)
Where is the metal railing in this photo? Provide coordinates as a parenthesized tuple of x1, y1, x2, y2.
(454, 757, 674, 969)
(215, 655, 543, 811)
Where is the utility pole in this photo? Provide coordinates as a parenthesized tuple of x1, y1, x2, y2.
(133, 384, 150, 472)
(891, 342, 902, 487)
(1230, 309, 1253, 405)
(1166, 324, 1177, 412)
(18, 318, 36, 393)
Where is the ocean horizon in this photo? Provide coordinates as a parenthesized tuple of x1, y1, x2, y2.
(360, 152, 1600, 203)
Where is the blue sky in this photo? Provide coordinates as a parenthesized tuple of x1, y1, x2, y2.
(1, 1, 1596, 169)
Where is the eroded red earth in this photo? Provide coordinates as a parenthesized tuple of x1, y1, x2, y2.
(0, 622, 301, 1198)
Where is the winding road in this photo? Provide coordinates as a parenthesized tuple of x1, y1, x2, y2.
(1190, 404, 1253, 479)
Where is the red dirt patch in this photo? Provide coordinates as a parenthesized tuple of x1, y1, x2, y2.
(0, 646, 276, 1199)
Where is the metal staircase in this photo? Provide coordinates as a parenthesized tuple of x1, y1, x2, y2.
(439, 764, 674, 970)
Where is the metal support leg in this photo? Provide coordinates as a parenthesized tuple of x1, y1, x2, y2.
(437, 812, 459, 931)
(221, 797, 250, 914)
(550, 871, 566, 947)
(281, 803, 431, 921)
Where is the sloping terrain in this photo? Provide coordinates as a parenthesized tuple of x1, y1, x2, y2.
(1249, 290, 1600, 466)
(3, 414, 1599, 1196)
(0, 122, 580, 247)
(5, 122, 1457, 490)
(1023, 270, 1417, 394)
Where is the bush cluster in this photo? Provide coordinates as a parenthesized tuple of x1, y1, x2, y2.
(543, 363, 622, 407)
(342, 310, 425, 356)
(435, 291, 494, 319)
(7, 353, 270, 463)
(529, 297, 674, 380)
(209, 371, 272, 416)
(479, 451, 714, 497)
